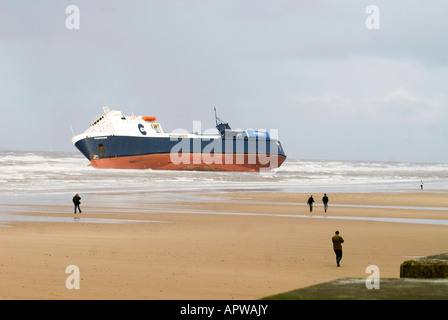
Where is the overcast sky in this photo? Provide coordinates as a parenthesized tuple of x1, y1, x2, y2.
(1, 0, 447, 162)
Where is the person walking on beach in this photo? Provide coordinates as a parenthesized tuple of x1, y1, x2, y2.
(307, 195, 314, 213)
(73, 193, 82, 214)
(322, 193, 329, 212)
(332, 231, 344, 267)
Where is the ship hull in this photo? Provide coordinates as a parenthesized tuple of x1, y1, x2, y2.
(74, 135, 286, 171)
(89, 153, 286, 171)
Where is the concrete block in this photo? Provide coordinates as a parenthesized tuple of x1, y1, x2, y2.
(400, 253, 448, 279)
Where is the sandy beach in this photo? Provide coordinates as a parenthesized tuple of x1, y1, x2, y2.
(1, 191, 447, 300)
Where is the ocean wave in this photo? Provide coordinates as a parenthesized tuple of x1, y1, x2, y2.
(0, 151, 447, 197)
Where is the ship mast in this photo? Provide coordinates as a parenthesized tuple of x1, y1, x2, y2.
(214, 107, 219, 127)
(214, 107, 231, 137)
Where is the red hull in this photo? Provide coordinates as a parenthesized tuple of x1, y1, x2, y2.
(89, 153, 286, 172)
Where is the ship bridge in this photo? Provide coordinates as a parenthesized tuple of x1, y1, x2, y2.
(76, 106, 165, 139)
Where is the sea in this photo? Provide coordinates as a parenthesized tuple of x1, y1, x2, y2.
(1, 150, 447, 207)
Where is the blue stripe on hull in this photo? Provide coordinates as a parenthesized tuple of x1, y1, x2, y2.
(74, 136, 286, 161)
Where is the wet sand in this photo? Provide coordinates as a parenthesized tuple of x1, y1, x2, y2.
(1, 192, 447, 300)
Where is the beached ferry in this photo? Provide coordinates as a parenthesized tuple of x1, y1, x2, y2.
(72, 106, 286, 171)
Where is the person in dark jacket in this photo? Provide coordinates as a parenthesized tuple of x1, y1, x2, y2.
(73, 193, 82, 214)
(332, 231, 344, 267)
(322, 193, 329, 212)
(307, 195, 314, 213)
